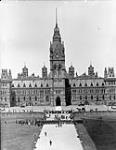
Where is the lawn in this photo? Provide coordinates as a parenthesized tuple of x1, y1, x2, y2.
(1, 113, 44, 150)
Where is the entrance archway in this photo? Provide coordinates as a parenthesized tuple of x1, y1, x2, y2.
(56, 96, 61, 106)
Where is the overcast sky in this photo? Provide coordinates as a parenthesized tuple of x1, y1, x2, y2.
(0, 0, 116, 78)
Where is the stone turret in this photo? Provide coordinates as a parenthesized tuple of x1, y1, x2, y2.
(88, 64, 95, 76)
(69, 65, 75, 78)
(42, 65, 47, 78)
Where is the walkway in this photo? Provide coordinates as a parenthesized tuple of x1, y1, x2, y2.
(34, 124, 83, 150)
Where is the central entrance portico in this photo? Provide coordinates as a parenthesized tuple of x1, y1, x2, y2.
(56, 96, 61, 106)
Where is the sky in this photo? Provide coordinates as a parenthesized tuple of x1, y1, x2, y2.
(0, 0, 116, 78)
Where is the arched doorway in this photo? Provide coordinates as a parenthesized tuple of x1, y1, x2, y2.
(56, 96, 61, 106)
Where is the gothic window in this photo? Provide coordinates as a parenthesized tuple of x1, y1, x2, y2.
(29, 97, 31, 101)
(109, 95, 111, 100)
(85, 95, 87, 100)
(58, 64, 62, 70)
(91, 95, 93, 100)
(24, 97, 25, 101)
(40, 90, 44, 98)
(41, 84, 43, 87)
(114, 95, 115, 100)
(23, 83, 26, 87)
(35, 96, 37, 101)
(5, 97, 7, 102)
(80, 95, 82, 100)
(18, 97, 20, 102)
(46, 84, 49, 87)
(46, 95, 49, 102)
(96, 96, 99, 101)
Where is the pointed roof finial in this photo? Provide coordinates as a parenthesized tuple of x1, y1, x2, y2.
(90, 60, 92, 66)
(56, 8, 58, 27)
(24, 62, 26, 67)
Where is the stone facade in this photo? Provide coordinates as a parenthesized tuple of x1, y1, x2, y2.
(1, 18, 116, 107)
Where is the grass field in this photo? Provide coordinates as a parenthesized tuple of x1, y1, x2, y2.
(1, 113, 44, 150)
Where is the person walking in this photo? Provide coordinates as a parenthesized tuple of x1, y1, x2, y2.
(44, 131, 47, 136)
(49, 140, 52, 146)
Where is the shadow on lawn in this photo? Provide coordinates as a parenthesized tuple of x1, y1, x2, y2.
(84, 118, 116, 150)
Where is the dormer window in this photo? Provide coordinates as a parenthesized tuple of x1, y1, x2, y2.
(96, 83, 99, 86)
(23, 83, 26, 87)
(12, 84, 14, 87)
(29, 84, 32, 87)
(73, 83, 76, 87)
(17, 84, 20, 87)
(102, 83, 104, 86)
(90, 83, 93, 86)
(85, 83, 87, 87)
(79, 83, 82, 87)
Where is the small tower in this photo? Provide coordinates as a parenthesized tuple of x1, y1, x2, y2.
(104, 67, 108, 78)
(88, 64, 94, 76)
(42, 65, 47, 78)
(1, 69, 12, 107)
(108, 67, 115, 77)
(22, 65, 28, 78)
(69, 65, 75, 78)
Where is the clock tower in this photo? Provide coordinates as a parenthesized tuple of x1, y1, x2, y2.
(49, 10, 66, 78)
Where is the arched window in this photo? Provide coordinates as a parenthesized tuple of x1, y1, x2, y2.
(41, 84, 43, 87)
(46, 84, 49, 87)
(35, 84, 37, 87)
(102, 95, 104, 100)
(35, 96, 37, 101)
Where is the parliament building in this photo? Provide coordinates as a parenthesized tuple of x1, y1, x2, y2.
(1, 16, 116, 107)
